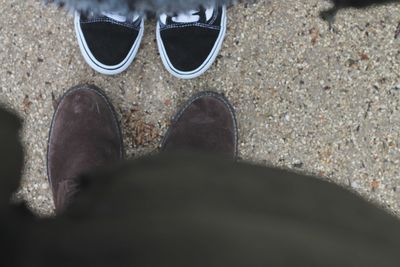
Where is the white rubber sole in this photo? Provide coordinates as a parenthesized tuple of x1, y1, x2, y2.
(156, 6, 227, 80)
(74, 12, 144, 76)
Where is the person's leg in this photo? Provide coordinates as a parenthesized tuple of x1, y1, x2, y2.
(3, 88, 400, 266)
(25, 89, 400, 266)
(22, 153, 400, 267)
(0, 107, 32, 266)
(0, 107, 23, 212)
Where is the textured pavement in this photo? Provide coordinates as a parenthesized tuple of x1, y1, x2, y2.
(1, 0, 400, 216)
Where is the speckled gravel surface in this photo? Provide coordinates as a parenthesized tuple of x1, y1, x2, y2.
(1, 0, 400, 216)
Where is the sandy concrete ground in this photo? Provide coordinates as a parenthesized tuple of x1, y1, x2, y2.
(0, 0, 400, 216)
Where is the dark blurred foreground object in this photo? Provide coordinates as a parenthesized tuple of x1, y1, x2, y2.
(321, 0, 400, 24)
(331, 0, 399, 8)
(47, 0, 237, 15)
(2, 85, 400, 266)
(47, 0, 400, 16)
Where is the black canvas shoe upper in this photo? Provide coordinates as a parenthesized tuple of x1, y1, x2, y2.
(76, 12, 143, 72)
(157, 6, 226, 76)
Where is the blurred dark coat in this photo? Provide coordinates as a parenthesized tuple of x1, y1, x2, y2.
(2, 106, 400, 266)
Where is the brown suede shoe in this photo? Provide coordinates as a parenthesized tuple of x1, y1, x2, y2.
(162, 91, 238, 158)
(47, 85, 123, 213)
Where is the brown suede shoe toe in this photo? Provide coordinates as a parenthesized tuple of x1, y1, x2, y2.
(47, 85, 123, 212)
(162, 91, 238, 158)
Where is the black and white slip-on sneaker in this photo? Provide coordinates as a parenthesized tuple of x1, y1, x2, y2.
(74, 12, 144, 75)
(156, 6, 227, 79)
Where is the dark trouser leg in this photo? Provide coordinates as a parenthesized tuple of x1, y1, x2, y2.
(17, 153, 400, 267)
(0, 107, 23, 211)
(2, 102, 400, 266)
(0, 107, 32, 266)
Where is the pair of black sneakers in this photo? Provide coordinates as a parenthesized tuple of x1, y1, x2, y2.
(74, 6, 227, 79)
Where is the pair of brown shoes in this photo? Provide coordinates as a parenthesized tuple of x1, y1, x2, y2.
(47, 85, 238, 212)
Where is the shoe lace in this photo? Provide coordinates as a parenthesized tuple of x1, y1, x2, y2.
(172, 9, 202, 23)
(102, 12, 127, 22)
(165, 6, 213, 24)
(100, 12, 140, 23)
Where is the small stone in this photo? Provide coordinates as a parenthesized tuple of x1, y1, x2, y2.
(371, 179, 380, 191)
(360, 53, 369, 61)
(351, 181, 360, 189)
(292, 161, 303, 168)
